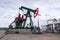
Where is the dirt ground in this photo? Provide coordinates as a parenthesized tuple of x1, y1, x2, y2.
(0, 33, 60, 40)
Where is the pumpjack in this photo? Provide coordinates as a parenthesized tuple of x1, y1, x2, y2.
(6, 6, 41, 34)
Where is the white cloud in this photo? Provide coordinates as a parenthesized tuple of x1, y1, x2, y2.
(0, 0, 60, 27)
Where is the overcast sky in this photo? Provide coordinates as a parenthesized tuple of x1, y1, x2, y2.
(0, 0, 60, 28)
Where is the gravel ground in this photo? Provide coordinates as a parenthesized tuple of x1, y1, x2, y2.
(0, 30, 5, 39)
(0, 30, 60, 40)
(0, 33, 60, 40)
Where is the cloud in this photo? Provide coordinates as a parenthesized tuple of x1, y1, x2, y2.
(0, 0, 60, 27)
